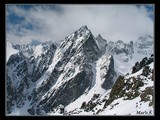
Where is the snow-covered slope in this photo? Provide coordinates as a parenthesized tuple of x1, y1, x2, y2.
(6, 25, 154, 116)
(65, 54, 115, 110)
(56, 56, 154, 116)
(100, 62, 154, 115)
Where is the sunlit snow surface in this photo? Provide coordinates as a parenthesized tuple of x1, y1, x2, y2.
(99, 63, 154, 116)
(46, 60, 154, 116)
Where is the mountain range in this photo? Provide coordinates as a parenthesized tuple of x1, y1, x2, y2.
(6, 25, 154, 115)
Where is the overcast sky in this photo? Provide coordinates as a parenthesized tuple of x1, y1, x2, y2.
(6, 4, 154, 45)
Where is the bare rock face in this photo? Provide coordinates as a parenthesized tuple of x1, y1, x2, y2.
(33, 25, 102, 114)
(132, 54, 153, 73)
(6, 42, 57, 114)
(101, 55, 116, 90)
(104, 56, 153, 109)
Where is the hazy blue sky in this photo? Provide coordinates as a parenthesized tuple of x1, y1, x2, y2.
(6, 4, 154, 45)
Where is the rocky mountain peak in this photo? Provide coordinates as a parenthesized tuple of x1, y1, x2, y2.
(116, 40, 124, 44)
(74, 25, 91, 39)
(96, 34, 103, 39)
(134, 34, 153, 56)
(95, 34, 107, 53)
(135, 34, 153, 47)
(65, 25, 91, 41)
(79, 25, 88, 31)
(58, 25, 101, 62)
(129, 41, 133, 46)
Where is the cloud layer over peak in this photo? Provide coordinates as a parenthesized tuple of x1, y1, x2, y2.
(6, 4, 154, 45)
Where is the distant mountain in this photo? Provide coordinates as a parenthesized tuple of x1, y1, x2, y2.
(6, 25, 154, 115)
(95, 33, 153, 75)
(30, 39, 41, 46)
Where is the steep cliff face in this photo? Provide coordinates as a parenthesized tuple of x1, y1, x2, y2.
(32, 25, 102, 114)
(95, 34, 107, 53)
(101, 55, 116, 90)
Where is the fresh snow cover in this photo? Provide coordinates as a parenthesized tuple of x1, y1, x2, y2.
(6, 26, 154, 116)
(46, 60, 101, 113)
(40, 62, 81, 101)
(100, 97, 153, 115)
(6, 42, 19, 62)
(33, 44, 43, 58)
(64, 54, 112, 113)
(99, 62, 154, 116)
(9, 100, 31, 116)
(64, 62, 154, 116)
(61, 88, 111, 115)
(35, 48, 61, 89)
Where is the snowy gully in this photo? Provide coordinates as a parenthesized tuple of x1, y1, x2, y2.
(136, 110, 152, 115)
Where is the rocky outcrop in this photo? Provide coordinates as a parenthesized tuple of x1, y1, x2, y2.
(103, 56, 154, 109)
(132, 54, 153, 73)
(96, 34, 107, 53)
(101, 55, 116, 90)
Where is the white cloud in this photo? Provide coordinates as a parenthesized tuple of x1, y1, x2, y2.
(6, 4, 154, 45)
